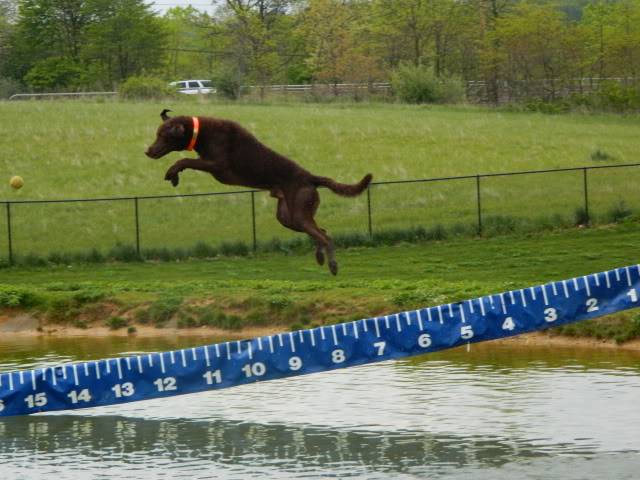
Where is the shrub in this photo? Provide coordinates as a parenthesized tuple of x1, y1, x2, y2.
(573, 207, 589, 227)
(108, 243, 140, 262)
(0, 77, 22, 99)
(136, 297, 182, 327)
(0, 286, 42, 308)
(119, 76, 174, 100)
(606, 201, 632, 223)
(215, 70, 242, 100)
(106, 316, 128, 330)
(24, 57, 84, 91)
(590, 149, 615, 162)
(596, 81, 640, 112)
(391, 64, 465, 104)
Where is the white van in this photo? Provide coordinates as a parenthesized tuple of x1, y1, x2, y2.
(169, 80, 215, 95)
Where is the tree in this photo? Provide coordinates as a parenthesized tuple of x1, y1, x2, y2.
(213, 0, 303, 92)
(492, 4, 570, 99)
(83, 0, 167, 85)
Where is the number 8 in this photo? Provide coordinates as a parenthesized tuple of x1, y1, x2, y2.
(332, 349, 345, 363)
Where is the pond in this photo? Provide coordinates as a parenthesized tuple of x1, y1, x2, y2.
(0, 336, 639, 479)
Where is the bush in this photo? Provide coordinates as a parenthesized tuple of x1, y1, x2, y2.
(215, 70, 242, 100)
(0, 77, 22, 99)
(391, 64, 465, 104)
(606, 201, 632, 223)
(106, 316, 128, 330)
(24, 57, 84, 91)
(119, 76, 174, 100)
(135, 297, 182, 328)
(596, 81, 640, 112)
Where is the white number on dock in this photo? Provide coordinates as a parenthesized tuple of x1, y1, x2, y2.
(332, 349, 346, 364)
(203, 370, 222, 385)
(544, 307, 558, 322)
(289, 356, 302, 371)
(0, 400, 5, 412)
(502, 317, 515, 331)
(154, 377, 177, 392)
(461, 325, 474, 340)
(586, 298, 599, 312)
(112, 382, 134, 398)
(242, 362, 266, 378)
(374, 341, 386, 356)
(418, 333, 432, 348)
(25, 393, 47, 408)
(628, 289, 638, 302)
(68, 389, 92, 404)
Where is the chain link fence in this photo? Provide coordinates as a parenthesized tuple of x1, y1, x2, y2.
(2, 163, 639, 265)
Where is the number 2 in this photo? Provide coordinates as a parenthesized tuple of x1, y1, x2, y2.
(586, 298, 599, 312)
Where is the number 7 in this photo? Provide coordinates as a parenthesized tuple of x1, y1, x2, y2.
(373, 341, 386, 356)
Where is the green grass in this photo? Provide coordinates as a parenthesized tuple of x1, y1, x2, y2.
(0, 100, 639, 259)
(2, 223, 640, 340)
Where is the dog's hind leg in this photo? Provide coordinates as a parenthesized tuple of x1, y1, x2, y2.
(273, 188, 326, 267)
(291, 187, 337, 275)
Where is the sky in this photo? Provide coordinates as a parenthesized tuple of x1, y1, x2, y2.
(148, 1, 217, 15)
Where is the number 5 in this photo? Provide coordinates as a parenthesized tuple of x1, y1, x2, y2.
(461, 325, 474, 340)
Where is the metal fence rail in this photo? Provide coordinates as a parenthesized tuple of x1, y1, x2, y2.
(2, 162, 639, 265)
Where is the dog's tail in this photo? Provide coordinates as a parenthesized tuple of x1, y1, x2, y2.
(312, 173, 373, 197)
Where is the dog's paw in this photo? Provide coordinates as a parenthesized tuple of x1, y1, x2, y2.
(328, 260, 338, 276)
(164, 168, 180, 187)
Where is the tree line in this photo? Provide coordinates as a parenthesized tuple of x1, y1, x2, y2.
(0, 0, 639, 105)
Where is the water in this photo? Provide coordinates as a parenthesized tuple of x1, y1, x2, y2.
(0, 336, 639, 479)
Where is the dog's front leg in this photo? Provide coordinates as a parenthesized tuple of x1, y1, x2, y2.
(164, 158, 214, 186)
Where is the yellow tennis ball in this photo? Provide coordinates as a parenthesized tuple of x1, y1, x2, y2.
(10, 176, 24, 190)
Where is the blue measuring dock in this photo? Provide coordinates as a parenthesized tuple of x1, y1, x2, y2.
(1, 265, 639, 417)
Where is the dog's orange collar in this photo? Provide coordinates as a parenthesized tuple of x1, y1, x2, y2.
(187, 116, 199, 151)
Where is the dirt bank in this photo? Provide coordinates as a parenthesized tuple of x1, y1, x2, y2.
(2, 313, 639, 351)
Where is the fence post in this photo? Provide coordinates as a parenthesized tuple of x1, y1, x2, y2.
(6, 202, 13, 266)
(367, 186, 373, 239)
(476, 175, 482, 236)
(134, 197, 141, 256)
(251, 191, 257, 251)
(583, 168, 590, 226)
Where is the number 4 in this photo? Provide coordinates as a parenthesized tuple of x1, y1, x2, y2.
(502, 317, 515, 331)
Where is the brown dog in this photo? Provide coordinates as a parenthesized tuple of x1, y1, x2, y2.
(145, 110, 372, 275)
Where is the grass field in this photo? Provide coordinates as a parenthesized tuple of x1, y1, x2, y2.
(2, 224, 640, 342)
(1, 99, 639, 260)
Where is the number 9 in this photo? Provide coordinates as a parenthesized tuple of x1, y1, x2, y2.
(289, 356, 302, 371)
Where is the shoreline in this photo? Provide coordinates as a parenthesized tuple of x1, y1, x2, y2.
(2, 316, 639, 351)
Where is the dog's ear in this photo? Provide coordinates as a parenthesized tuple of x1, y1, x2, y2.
(169, 123, 185, 137)
(160, 109, 172, 122)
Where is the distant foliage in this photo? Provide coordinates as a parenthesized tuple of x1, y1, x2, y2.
(391, 64, 465, 104)
(24, 57, 84, 92)
(215, 70, 242, 100)
(0, 77, 22, 98)
(119, 76, 174, 99)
